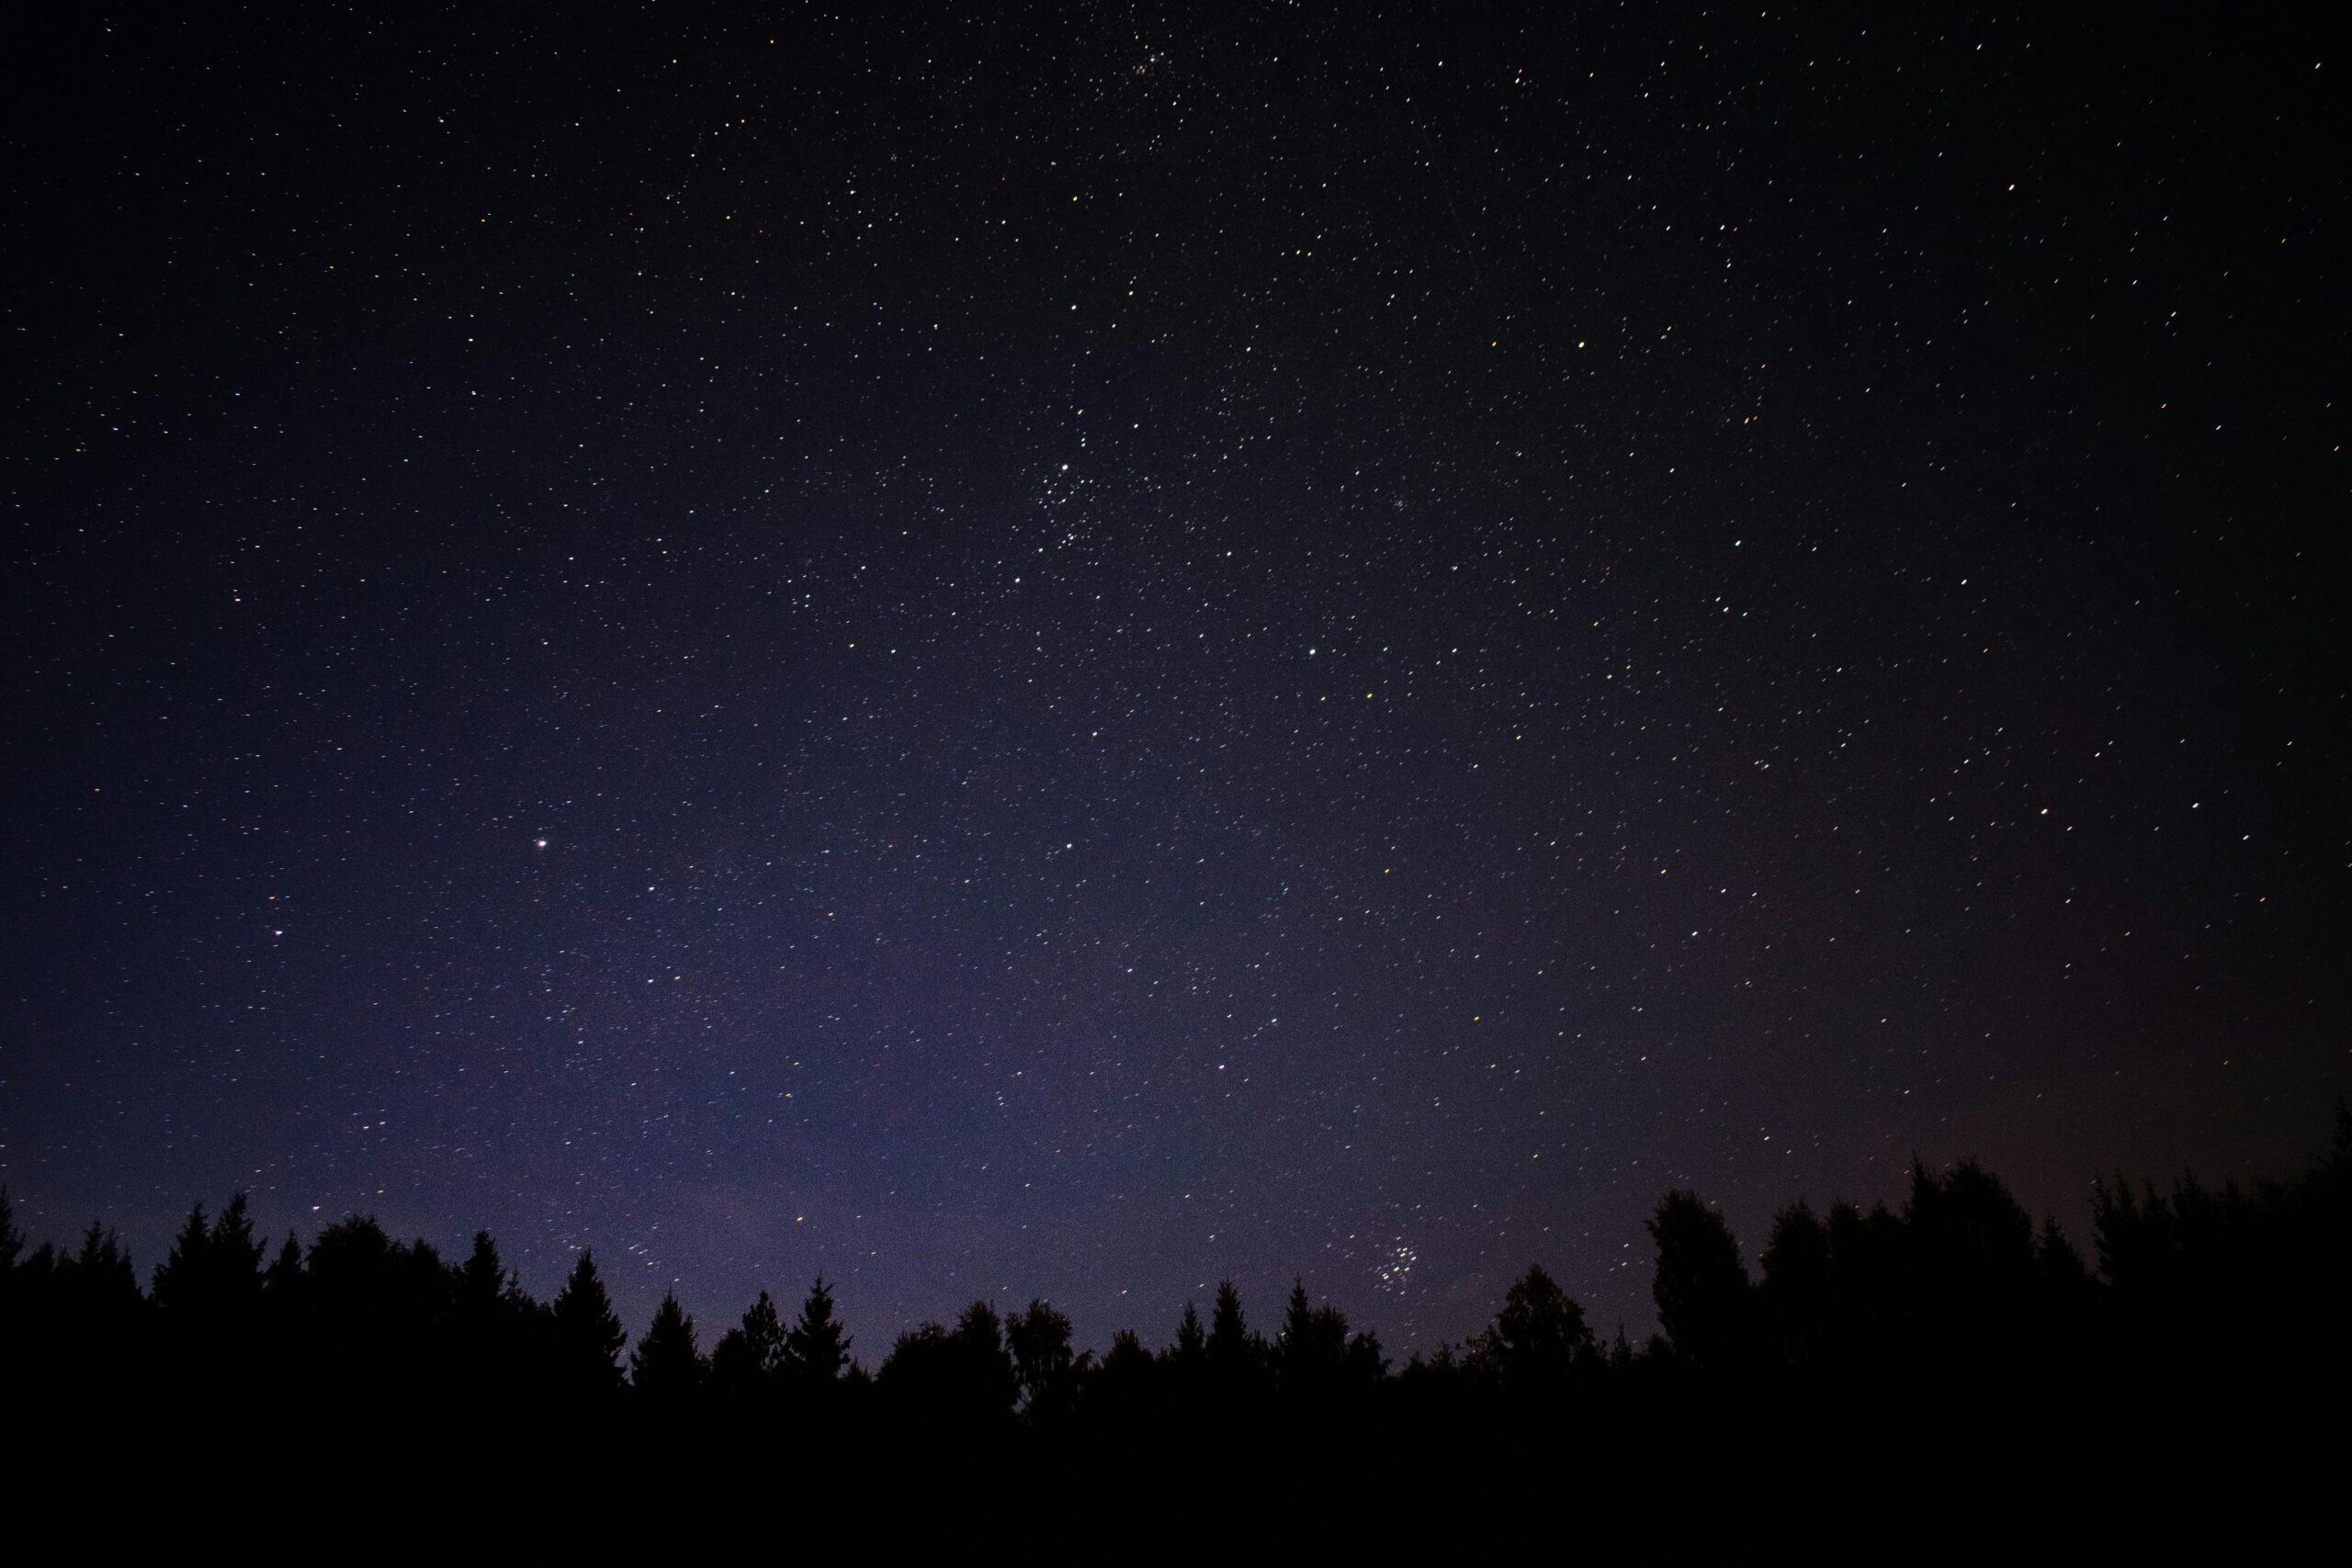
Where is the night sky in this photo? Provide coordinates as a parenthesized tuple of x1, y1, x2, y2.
(6, 6, 2343, 1356)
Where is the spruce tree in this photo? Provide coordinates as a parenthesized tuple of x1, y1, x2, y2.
(151, 1202, 213, 1314)
(630, 1290, 706, 1396)
(1171, 1300, 1205, 1364)
(784, 1276, 852, 1382)
(549, 1249, 627, 1398)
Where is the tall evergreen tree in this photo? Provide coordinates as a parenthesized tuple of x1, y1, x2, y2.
(263, 1234, 303, 1295)
(1207, 1279, 1250, 1370)
(150, 1202, 214, 1315)
(455, 1230, 513, 1315)
(784, 1276, 852, 1382)
(64, 1222, 141, 1312)
(630, 1290, 707, 1397)
(1171, 1300, 1206, 1365)
(549, 1249, 627, 1399)
(208, 1194, 265, 1295)
(1275, 1280, 1352, 1404)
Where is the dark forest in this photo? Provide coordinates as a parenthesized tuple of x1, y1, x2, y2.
(6, 1110, 2343, 1549)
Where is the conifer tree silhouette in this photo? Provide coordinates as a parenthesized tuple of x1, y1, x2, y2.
(455, 1230, 512, 1316)
(151, 1202, 214, 1315)
(1274, 1280, 1353, 1406)
(0, 1098, 2345, 1547)
(630, 1290, 706, 1397)
(1171, 1300, 1206, 1366)
(549, 1249, 627, 1400)
(1207, 1279, 1250, 1371)
(2034, 1216, 2090, 1293)
(63, 1221, 141, 1315)
(448, 1230, 535, 1395)
(784, 1276, 851, 1382)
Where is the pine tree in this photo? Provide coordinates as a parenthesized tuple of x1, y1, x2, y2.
(456, 1231, 511, 1314)
(66, 1222, 140, 1312)
(208, 1194, 265, 1297)
(784, 1276, 852, 1382)
(1207, 1279, 1249, 1368)
(264, 1234, 303, 1294)
(630, 1290, 707, 1397)
(1275, 1280, 1353, 1404)
(1205, 1278, 1267, 1403)
(153, 1193, 265, 1326)
(549, 1249, 627, 1398)
(150, 1202, 213, 1314)
(1171, 1300, 1206, 1364)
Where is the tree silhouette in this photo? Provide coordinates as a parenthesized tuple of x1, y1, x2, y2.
(0, 1186, 20, 1277)
(630, 1290, 706, 1398)
(446, 1230, 536, 1396)
(1007, 1298, 1079, 1422)
(1206, 1278, 1258, 1382)
(1274, 1280, 1354, 1407)
(784, 1276, 852, 1383)
(0, 1100, 2344, 1548)
(878, 1298, 1017, 1430)
(1648, 1190, 1754, 1373)
(711, 1289, 786, 1404)
(1759, 1201, 1835, 1372)
(264, 1233, 302, 1289)
(952, 1299, 1018, 1413)
(1470, 1264, 1593, 1390)
(455, 1230, 513, 1316)
(1171, 1300, 1206, 1366)
(1098, 1326, 1154, 1399)
(549, 1250, 627, 1401)
(1907, 1160, 2036, 1300)
(62, 1221, 141, 1316)
(152, 1201, 222, 1317)
(2034, 1216, 2090, 1293)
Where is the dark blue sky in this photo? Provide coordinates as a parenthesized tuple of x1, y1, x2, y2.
(6, 4, 2342, 1356)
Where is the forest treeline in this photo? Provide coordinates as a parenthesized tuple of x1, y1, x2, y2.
(4, 1111, 2346, 1542)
